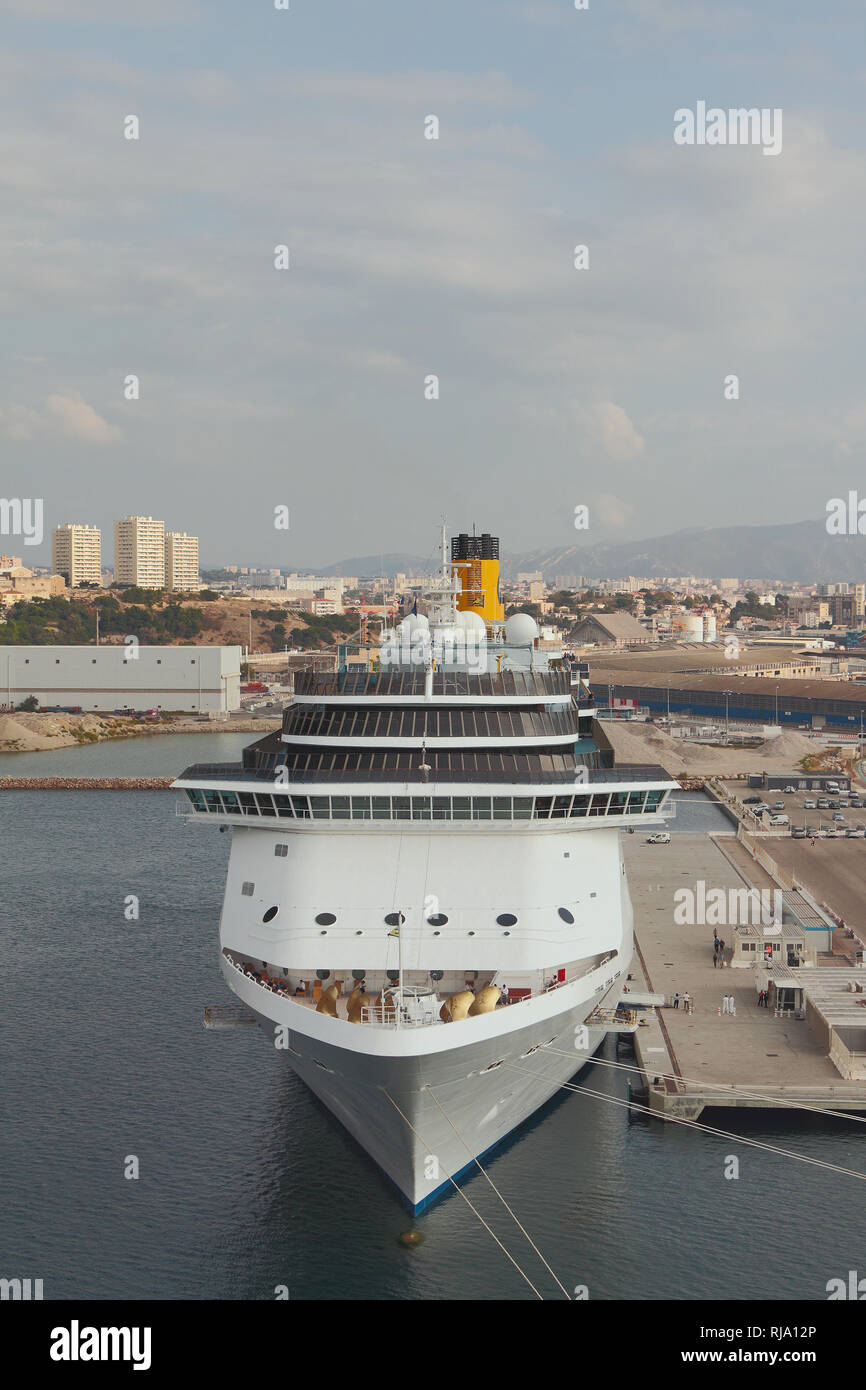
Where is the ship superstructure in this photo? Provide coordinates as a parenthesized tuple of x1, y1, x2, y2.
(174, 529, 677, 1209)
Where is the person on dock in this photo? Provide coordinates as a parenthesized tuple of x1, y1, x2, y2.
(729, 994, 736, 1016)
(673, 992, 679, 1009)
(722, 995, 729, 1014)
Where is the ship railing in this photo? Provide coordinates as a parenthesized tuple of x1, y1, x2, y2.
(221, 948, 619, 1027)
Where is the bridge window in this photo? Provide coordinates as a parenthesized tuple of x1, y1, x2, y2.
(274, 843, 288, 857)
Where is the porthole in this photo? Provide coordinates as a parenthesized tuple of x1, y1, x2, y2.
(558, 908, 575, 924)
(496, 913, 518, 927)
(433, 931, 441, 937)
(468, 931, 476, 937)
(386, 969, 400, 981)
(315, 912, 336, 926)
(384, 911, 405, 927)
(427, 913, 448, 927)
(503, 931, 511, 937)
(320, 930, 328, 936)
(262, 906, 279, 923)
(355, 930, 363, 936)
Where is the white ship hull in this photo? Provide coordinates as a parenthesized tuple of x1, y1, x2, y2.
(221, 905, 630, 1210)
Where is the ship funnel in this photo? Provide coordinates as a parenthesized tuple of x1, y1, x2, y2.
(451, 532, 504, 625)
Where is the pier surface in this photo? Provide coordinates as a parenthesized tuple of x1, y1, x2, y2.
(625, 833, 866, 1118)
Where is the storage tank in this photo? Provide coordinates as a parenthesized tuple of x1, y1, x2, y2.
(703, 613, 717, 641)
(678, 614, 704, 642)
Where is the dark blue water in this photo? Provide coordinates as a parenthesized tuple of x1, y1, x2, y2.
(1, 788, 864, 1300)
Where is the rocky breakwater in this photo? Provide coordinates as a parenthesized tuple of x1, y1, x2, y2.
(0, 777, 175, 790)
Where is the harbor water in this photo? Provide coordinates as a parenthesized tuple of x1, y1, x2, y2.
(1, 772, 864, 1299)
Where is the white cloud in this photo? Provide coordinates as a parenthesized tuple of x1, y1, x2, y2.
(591, 402, 645, 463)
(46, 392, 121, 442)
(594, 492, 633, 528)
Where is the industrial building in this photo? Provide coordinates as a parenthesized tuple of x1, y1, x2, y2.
(1, 645, 241, 713)
(566, 612, 652, 647)
(586, 668, 866, 728)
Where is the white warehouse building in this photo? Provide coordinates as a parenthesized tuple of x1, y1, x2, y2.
(1, 645, 242, 714)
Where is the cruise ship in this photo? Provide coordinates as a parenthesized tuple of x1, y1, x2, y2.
(174, 530, 677, 1210)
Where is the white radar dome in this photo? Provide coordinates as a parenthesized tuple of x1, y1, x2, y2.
(456, 609, 487, 639)
(505, 612, 539, 645)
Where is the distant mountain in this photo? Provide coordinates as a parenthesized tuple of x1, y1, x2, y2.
(312, 519, 866, 585)
(502, 520, 866, 585)
(317, 553, 429, 579)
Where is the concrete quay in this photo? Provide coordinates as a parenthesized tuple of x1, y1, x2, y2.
(624, 833, 866, 1119)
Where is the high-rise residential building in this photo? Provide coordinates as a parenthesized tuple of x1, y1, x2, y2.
(164, 531, 200, 592)
(114, 516, 165, 588)
(52, 523, 102, 587)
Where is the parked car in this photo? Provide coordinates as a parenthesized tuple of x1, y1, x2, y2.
(773, 802, 785, 811)
(791, 826, 806, 838)
(833, 812, 846, 821)
(819, 824, 832, 836)
(817, 798, 830, 809)
(804, 800, 816, 810)
(846, 827, 860, 837)
(646, 832, 671, 844)
(743, 796, 762, 805)
(850, 797, 862, 808)
(769, 814, 789, 826)
(783, 785, 796, 794)
(806, 825, 818, 837)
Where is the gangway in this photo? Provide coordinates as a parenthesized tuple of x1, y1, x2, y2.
(586, 1005, 639, 1034)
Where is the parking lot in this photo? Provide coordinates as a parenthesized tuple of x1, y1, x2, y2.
(721, 779, 866, 839)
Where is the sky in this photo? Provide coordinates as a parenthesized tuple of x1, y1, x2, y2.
(2, 0, 866, 570)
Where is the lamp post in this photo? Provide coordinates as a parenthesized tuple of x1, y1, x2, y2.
(724, 690, 731, 746)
